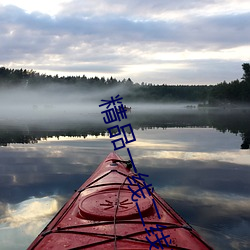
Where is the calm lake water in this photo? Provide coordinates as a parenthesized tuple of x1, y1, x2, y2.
(0, 104, 250, 249)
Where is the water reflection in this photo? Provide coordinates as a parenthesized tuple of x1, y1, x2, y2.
(0, 109, 250, 249)
(1, 196, 59, 228)
(0, 196, 62, 250)
(0, 107, 250, 149)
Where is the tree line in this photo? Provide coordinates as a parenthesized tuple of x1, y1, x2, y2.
(208, 63, 250, 105)
(0, 63, 249, 104)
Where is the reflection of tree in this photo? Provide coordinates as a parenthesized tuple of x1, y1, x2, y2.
(0, 110, 250, 149)
(241, 133, 250, 149)
(0, 132, 38, 146)
(0, 123, 108, 146)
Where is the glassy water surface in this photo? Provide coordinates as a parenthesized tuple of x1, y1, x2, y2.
(0, 106, 250, 249)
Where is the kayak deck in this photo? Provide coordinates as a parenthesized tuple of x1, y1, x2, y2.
(28, 152, 213, 249)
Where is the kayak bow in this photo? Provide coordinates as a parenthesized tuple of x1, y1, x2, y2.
(28, 152, 213, 249)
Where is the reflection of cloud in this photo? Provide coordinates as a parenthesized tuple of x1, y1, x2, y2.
(158, 186, 250, 216)
(0, 202, 7, 218)
(154, 150, 250, 166)
(0, 196, 59, 231)
(0, 196, 62, 249)
(127, 128, 249, 166)
(131, 140, 186, 150)
(0, 196, 62, 250)
(157, 185, 250, 249)
(193, 223, 250, 250)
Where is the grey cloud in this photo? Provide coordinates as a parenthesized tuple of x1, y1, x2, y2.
(1, 4, 249, 50)
(184, 13, 250, 49)
(59, 0, 216, 18)
(38, 64, 121, 74)
(133, 59, 244, 85)
(0, 3, 249, 84)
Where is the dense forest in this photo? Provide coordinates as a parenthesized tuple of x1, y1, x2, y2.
(0, 63, 250, 104)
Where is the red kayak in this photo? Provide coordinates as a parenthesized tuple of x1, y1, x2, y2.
(28, 152, 213, 249)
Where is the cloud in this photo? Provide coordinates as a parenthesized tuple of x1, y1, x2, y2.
(58, 0, 245, 19)
(0, 1, 250, 84)
(3, 5, 248, 49)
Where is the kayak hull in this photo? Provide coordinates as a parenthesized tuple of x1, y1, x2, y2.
(28, 152, 213, 249)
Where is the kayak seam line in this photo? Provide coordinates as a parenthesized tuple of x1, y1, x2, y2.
(37, 227, 192, 250)
(56, 221, 182, 230)
(57, 229, 184, 250)
(54, 225, 189, 234)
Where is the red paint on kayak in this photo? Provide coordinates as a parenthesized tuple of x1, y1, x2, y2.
(28, 152, 213, 249)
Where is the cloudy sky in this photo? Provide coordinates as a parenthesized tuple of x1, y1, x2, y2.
(0, 0, 250, 85)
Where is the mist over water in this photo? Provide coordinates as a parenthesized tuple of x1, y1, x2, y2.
(0, 85, 98, 122)
(0, 84, 198, 124)
(1, 84, 250, 148)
